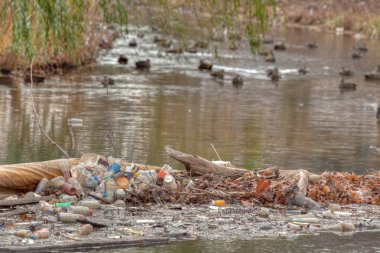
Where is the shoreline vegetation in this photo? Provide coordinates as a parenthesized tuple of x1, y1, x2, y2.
(0, 0, 275, 77)
(0, 1, 379, 79)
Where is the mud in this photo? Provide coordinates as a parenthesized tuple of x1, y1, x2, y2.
(1, 202, 379, 251)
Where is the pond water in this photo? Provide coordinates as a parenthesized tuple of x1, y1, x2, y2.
(1, 26, 380, 252)
(1, 27, 380, 174)
(99, 231, 380, 253)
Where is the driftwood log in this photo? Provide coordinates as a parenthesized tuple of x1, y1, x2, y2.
(166, 146, 247, 178)
(166, 146, 322, 209)
(0, 158, 79, 189)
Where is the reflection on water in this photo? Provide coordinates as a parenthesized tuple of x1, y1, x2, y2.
(1, 27, 380, 175)
(95, 231, 380, 253)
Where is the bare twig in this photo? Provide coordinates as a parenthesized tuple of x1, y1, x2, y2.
(29, 57, 70, 158)
(68, 125, 76, 151)
(210, 143, 222, 160)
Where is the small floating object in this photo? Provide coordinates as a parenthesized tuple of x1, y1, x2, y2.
(232, 74, 243, 87)
(198, 60, 212, 71)
(118, 55, 128, 65)
(211, 69, 224, 79)
(67, 118, 83, 127)
(101, 76, 115, 86)
(135, 59, 150, 70)
(305, 41, 317, 49)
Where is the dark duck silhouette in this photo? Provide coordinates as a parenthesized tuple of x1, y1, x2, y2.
(273, 41, 286, 50)
(305, 41, 317, 49)
(339, 79, 356, 90)
(101, 76, 115, 86)
(211, 69, 224, 79)
(198, 60, 213, 71)
(118, 55, 128, 65)
(266, 67, 281, 81)
(128, 39, 137, 47)
(265, 50, 276, 62)
(135, 59, 151, 70)
(339, 67, 353, 76)
(1, 68, 11, 75)
(298, 66, 309, 75)
(353, 44, 368, 52)
(232, 74, 243, 87)
(364, 65, 380, 80)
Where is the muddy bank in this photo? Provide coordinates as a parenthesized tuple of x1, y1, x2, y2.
(0, 202, 380, 252)
(279, 0, 380, 38)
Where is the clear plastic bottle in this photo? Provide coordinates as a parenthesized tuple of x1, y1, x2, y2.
(35, 178, 50, 194)
(77, 200, 101, 209)
(104, 178, 117, 203)
(163, 174, 177, 192)
(50, 176, 65, 188)
(68, 206, 93, 216)
(60, 160, 71, 181)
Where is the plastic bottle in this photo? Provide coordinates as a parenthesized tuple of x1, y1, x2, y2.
(35, 178, 50, 194)
(67, 118, 83, 127)
(57, 213, 86, 223)
(50, 176, 65, 188)
(77, 224, 93, 236)
(67, 178, 84, 195)
(30, 228, 50, 239)
(63, 183, 77, 196)
(136, 170, 156, 184)
(39, 200, 55, 214)
(115, 189, 127, 199)
(68, 206, 93, 216)
(157, 164, 172, 179)
(59, 194, 78, 203)
(108, 159, 122, 175)
(77, 200, 101, 209)
(84, 176, 98, 189)
(211, 200, 226, 207)
(60, 160, 71, 181)
(163, 174, 177, 191)
(104, 177, 117, 203)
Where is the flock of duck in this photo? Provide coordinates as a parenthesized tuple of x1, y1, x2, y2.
(101, 31, 380, 94)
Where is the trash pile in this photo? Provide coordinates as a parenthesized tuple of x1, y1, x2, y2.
(308, 171, 380, 205)
(1, 148, 380, 247)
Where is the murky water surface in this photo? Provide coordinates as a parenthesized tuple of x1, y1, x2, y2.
(99, 231, 380, 253)
(1, 27, 380, 252)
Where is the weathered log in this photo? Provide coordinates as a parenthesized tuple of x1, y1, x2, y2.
(284, 186, 322, 210)
(165, 146, 247, 177)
